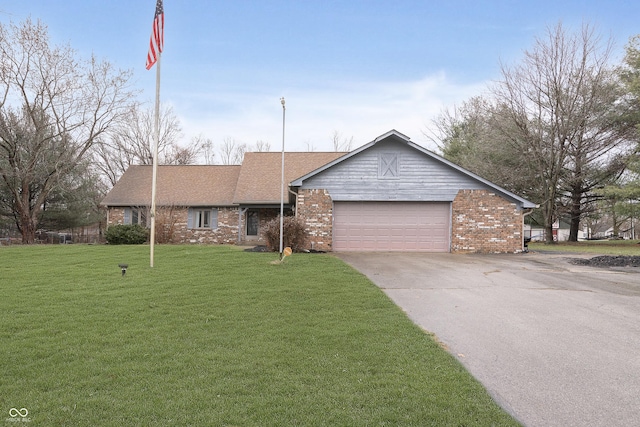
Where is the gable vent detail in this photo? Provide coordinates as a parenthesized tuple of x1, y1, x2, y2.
(378, 153, 399, 179)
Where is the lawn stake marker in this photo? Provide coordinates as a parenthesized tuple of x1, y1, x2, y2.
(119, 264, 128, 276)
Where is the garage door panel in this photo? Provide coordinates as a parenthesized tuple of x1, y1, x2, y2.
(333, 202, 450, 252)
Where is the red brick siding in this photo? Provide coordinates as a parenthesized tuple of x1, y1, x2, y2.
(451, 190, 523, 253)
(257, 208, 279, 242)
(108, 208, 125, 225)
(248, 208, 279, 245)
(296, 189, 333, 251)
(106, 188, 523, 252)
(107, 207, 239, 244)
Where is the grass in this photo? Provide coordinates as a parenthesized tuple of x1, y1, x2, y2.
(0, 245, 519, 426)
(529, 239, 640, 255)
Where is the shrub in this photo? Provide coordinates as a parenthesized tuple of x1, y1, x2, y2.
(105, 224, 149, 245)
(262, 215, 309, 252)
(154, 206, 182, 243)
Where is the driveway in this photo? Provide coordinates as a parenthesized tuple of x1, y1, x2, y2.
(337, 252, 640, 427)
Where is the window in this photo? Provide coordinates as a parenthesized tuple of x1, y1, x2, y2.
(196, 209, 210, 228)
(188, 208, 218, 230)
(378, 153, 399, 179)
(131, 208, 144, 225)
(124, 207, 147, 227)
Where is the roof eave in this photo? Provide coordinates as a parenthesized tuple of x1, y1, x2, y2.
(234, 199, 293, 205)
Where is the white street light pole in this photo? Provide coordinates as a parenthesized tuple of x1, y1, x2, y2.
(279, 97, 286, 258)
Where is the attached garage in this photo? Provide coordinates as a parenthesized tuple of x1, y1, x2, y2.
(333, 201, 451, 252)
(291, 130, 537, 254)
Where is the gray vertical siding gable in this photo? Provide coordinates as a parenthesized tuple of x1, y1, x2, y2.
(300, 141, 486, 202)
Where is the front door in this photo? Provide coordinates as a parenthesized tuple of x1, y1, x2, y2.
(246, 210, 259, 239)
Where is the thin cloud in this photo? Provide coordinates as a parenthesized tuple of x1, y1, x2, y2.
(177, 72, 487, 154)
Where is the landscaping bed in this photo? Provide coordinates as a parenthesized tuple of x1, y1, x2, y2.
(570, 255, 640, 268)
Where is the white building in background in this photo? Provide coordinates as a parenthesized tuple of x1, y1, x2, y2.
(525, 219, 585, 242)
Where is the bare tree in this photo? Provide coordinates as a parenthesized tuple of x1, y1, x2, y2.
(154, 204, 184, 243)
(92, 103, 186, 185)
(192, 134, 215, 164)
(164, 142, 201, 165)
(218, 137, 247, 165)
(331, 130, 353, 151)
(304, 140, 316, 152)
(491, 22, 634, 242)
(0, 19, 134, 243)
(218, 137, 235, 165)
(431, 97, 538, 199)
(255, 140, 271, 152)
(430, 23, 637, 243)
(233, 143, 248, 164)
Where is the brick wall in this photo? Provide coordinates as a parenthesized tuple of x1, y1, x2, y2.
(108, 208, 125, 225)
(243, 208, 279, 245)
(451, 190, 523, 253)
(296, 189, 333, 251)
(174, 207, 239, 244)
(106, 189, 523, 252)
(107, 206, 239, 244)
(257, 208, 279, 243)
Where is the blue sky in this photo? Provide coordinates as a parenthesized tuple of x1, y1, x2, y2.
(2, 1, 639, 153)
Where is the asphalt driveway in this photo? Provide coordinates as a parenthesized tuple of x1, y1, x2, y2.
(337, 252, 640, 427)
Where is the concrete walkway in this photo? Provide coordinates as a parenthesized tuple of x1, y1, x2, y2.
(337, 252, 640, 427)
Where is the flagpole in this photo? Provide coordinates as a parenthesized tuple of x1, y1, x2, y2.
(150, 53, 161, 268)
(279, 97, 286, 259)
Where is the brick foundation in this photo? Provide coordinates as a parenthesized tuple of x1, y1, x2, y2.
(296, 189, 333, 251)
(451, 190, 523, 253)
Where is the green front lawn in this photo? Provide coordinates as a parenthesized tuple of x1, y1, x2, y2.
(1, 245, 519, 426)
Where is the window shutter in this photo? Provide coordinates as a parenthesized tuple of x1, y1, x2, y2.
(124, 208, 131, 224)
(210, 209, 218, 230)
(187, 208, 194, 229)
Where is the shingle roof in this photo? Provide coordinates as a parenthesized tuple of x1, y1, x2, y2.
(233, 152, 347, 204)
(100, 152, 346, 207)
(101, 165, 241, 207)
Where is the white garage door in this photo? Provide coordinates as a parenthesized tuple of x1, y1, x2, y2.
(333, 202, 451, 252)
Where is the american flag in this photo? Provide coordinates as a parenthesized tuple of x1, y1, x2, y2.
(145, 0, 164, 70)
